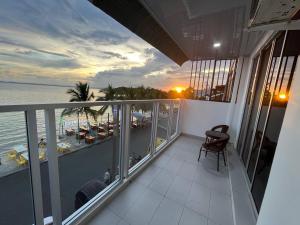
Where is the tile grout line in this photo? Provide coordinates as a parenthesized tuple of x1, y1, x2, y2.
(146, 189, 165, 225)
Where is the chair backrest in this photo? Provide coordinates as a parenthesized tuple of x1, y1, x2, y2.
(207, 134, 230, 151)
(211, 125, 229, 133)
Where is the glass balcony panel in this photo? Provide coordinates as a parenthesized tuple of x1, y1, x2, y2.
(170, 102, 180, 137)
(156, 103, 170, 150)
(128, 103, 153, 170)
(0, 112, 35, 225)
(56, 104, 121, 220)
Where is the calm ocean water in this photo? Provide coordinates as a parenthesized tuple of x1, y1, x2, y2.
(0, 83, 110, 152)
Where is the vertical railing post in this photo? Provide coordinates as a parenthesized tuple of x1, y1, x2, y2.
(150, 102, 159, 155)
(120, 104, 131, 179)
(167, 101, 174, 141)
(173, 102, 179, 136)
(44, 109, 62, 225)
(25, 110, 44, 225)
(176, 100, 183, 135)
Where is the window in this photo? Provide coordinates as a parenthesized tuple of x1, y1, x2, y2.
(189, 59, 238, 102)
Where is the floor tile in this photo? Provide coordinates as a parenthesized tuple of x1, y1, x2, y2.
(209, 191, 234, 225)
(153, 154, 171, 169)
(134, 165, 162, 186)
(117, 219, 131, 225)
(176, 161, 197, 181)
(164, 157, 184, 174)
(166, 175, 192, 204)
(185, 181, 211, 217)
(149, 197, 184, 225)
(108, 182, 147, 217)
(124, 188, 163, 225)
(179, 207, 208, 225)
(88, 208, 120, 225)
(149, 169, 176, 195)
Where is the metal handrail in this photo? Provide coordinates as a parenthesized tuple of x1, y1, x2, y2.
(0, 99, 180, 113)
(0, 98, 182, 225)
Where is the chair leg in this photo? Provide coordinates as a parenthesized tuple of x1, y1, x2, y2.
(222, 151, 227, 166)
(217, 152, 220, 171)
(198, 146, 203, 162)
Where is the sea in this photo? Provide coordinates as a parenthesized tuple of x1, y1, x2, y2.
(0, 82, 111, 153)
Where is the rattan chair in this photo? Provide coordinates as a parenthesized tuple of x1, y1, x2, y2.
(198, 135, 229, 171)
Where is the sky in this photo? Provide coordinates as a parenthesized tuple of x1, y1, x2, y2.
(0, 0, 191, 90)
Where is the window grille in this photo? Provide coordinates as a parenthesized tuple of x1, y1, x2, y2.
(189, 59, 238, 102)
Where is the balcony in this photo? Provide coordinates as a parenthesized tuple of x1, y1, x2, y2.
(0, 99, 257, 225)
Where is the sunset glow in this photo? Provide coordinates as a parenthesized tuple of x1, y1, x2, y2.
(174, 86, 185, 93)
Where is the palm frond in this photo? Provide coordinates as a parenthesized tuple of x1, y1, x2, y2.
(98, 105, 109, 115)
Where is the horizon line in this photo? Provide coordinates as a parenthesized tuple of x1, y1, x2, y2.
(0, 80, 104, 89)
(0, 80, 169, 91)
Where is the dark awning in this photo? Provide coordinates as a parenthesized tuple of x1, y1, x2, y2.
(89, 0, 189, 65)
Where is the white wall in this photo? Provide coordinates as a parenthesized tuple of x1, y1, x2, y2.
(180, 57, 252, 144)
(256, 58, 300, 225)
(181, 99, 232, 138)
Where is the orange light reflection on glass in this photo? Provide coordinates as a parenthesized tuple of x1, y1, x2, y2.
(278, 93, 287, 100)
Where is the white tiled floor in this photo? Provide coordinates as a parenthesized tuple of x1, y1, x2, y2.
(87, 136, 234, 225)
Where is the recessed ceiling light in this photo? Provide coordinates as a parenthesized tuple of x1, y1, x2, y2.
(213, 42, 221, 48)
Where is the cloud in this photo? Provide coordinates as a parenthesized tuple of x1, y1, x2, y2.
(80, 30, 129, 45)
(101, 51, 127, 60)
(0, 0, 186, 90)
(38, 59, 82, 69)
(95, 48, 175, 78)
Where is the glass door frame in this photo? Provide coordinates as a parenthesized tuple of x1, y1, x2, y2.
(247, 31, 288, 185)
(244, 40, 276, 172)
(239, 40, 276, 170)
(237, 54, 261, 157)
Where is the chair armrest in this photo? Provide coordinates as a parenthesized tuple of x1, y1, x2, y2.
(211, 125, 224, 131)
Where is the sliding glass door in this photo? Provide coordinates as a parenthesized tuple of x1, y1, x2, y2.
(238, 30, 300, 212)
(241, 43, 274, 166)
(250, 31, 299, 211)
(247, 34, 285, 181)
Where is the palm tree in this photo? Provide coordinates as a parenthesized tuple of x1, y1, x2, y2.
(96, 84, 121, 178)
(96, 84, 121, 115)
(61, 82, 97, 138)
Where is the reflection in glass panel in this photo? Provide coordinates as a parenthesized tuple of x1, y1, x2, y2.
(247, 33, 285, 181)
(156, 103, 170, 149)
(57, 104, 121, 220)
(241, 45, 273, 165)
(0, 112, 35, 225)
(237, 56, 260, 154)
(128, 103, 153, 169)
(251, 31, 299, 211)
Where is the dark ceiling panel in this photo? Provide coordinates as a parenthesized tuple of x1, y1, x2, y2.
(89, 0, 189, 65)
(140, 0, 248, 60)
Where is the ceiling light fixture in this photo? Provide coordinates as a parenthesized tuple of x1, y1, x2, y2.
(213, 42, 221, 48)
